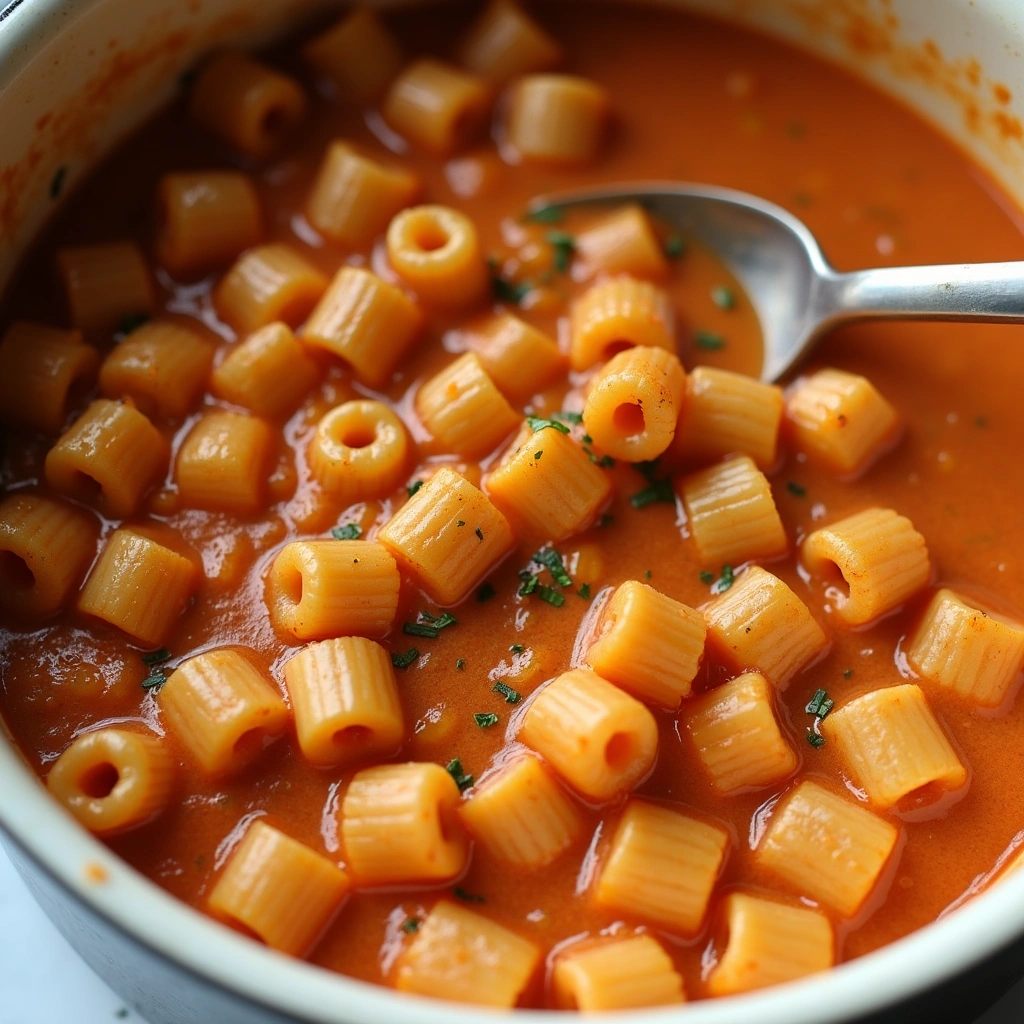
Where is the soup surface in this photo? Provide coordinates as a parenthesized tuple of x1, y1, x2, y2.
(2, 0, 1024, 1009)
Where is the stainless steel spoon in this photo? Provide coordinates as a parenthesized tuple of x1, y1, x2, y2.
(529, 182, 1024, 382)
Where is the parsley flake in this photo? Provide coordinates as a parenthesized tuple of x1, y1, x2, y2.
(553, 411, 584, 425)
(518, 571, 539, 597)
(711, 285, 736, 310)
(665, 234, 686, 259)
(141, 648, 172, 666)
(446, 758, 475, 792)
(631, 479, 675, 509)
(807, 732, 826, 749)
(402, 918, 421, 934)
(533, 548, 572, 587)
(493, 681, 522, 704)
(711, 565, 735, 594)
(509, 643, 525, 654)
(453, 886, 486, 904)
(141, 671, 168, 691)
(475, 527, 484, 541)
(456, 658, 466, 671)
(474, 712, 500, 728)
(331, 523, 362, 540)
(547, 231, 576, 274)
(786, 481, 807, 498)
(391, 648, 420, 670)
(49, 165, 68, 200)
(699, 571, 715, 585)
(805, 688, 835, 720)
(403, 611, 458, 639)
(537, 584, 565, 607)
(491, 269, 532, 305)
(527, 416, 571, 435)
(407, 480, 424, 497)
(578, 583, 592, 599)
(695, 331, 726, 351)
(476, 582, 496, 603)
(534, 450, 543, 460)
(523, 204, 564, 224)
(843, 668, 853, 679)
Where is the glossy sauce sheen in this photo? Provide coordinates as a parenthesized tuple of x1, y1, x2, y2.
(3, 1, 1024, 1004)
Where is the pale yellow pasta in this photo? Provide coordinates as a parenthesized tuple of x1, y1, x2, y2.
(341, 763, 469, 885)
(214, 244, 328, 338)
(683, 673, 797, 794)
(458, 0, 562, 84)
(906, 588, 1024, 708)
(802, 507, 931, 626)
(458, 753, 582, 869)
(99, 319, 215, 420)
(78, 529, 199, 646)
(680, 455, 787, 567)
(552, 935, 685, 1011)
(55, 242, 154, 337)
(306, 142, 421, 248)
(464, 313, 566, 402)
(396, 900, 540, 1007)
(703, 566, 829, 688)
(156, 171, 263, 278)
(386, 205, 489, 308)
(210, 322, 321, 418)
(0, 493, 98, 619)
(595, 800, 729, 934)
(756, 780, 899, 917)
(383, 59, 490, 156)
(669, 367, 785, 470)
(46, 728, 174, 836)
(283, 637, 404, 769)
(416, 353, 520, 458)
(518, 668, 658, 802)
(175, 411, 273, 515)
(786, 368, 900, 475)
(485, 423, 612, 543)
(45, 399, 169, 518)
(575, 205, 668, 281)
(302, 266, 423, 389)
(823, 683, 967, 809)
(302, 7, 403, 102)
(582, 345, 686, 462)
(161, 648, 290, 777)
(268, 540, 400, 642)
(188, 51, 307, 160)
(570, 276, 675, 372)
(0, 322, 98, 434)
(708, 893, 835, 996)
(585, 580, 706, 707)
(208, 820, 350, 956)
(506, 74, 610, 165)
(378, 467, 513, 606)
(308, 400, 408, 502)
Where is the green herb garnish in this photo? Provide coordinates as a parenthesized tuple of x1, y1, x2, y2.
(49, 165, 67, 200)
(518, 571, 539, 596)
(476, 582, 496, 603)
(536, 584, 565, 607)
(786, 481, 807, 498)
(331, 523, 362, 540)
(391, 649, 420, 670)
(453, 886, 485, 904)
(509, 644, 525, 655)
(527, 416, 571, 435)
(493, 681, 522, 704)
(524, 204, 564, 224)
(553, 411, 584, 425)
(407, 480, 424, 497)
(711, 285, 735, 310)
(665, 234, 685, 259)
(402, 918, 421, 934)
(843, 668, 853, 679)
(631, 479, 675, 509)
(475, 527, 484, 541)
(141, 648, 171, 666)
(534, 450, 543, 460)
(403, 611, 457, 639)
(491, 270, 532, 305)
(578, 583, 592, 599)
(807, 732, 826, 749)
(711, 565, 735, 594)
(695, 331, 726, 351)
(456, 658, 466, 671)
(474, 712, 500, 729)
(699, 571, 715, 584)
(547, 231, 576, 274)
(533, 548, 572, 587)
(141, 671, 168, 691)
(446, 758, 475, 792)
(805, 688, 835, 720)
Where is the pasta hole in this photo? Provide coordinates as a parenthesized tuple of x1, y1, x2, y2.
(602, 341, 635, 360)
(70, 471, 103, 504)
(820, 559, 851, 606)
(260, 105, 290, 143)
(334, 425, 376, 449)
(79, 761, 119, 799)
(278, 563, 303, 608)
(604, 731, 637, 771)
(411, 222, 451, 253)
(332, 725, 373, 751)
(234, 728, 266, 761)
(0, 551, 35, 592)
(612, 401, 645, 437)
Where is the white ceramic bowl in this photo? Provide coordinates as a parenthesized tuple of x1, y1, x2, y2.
(2, 2, 1024, 1022)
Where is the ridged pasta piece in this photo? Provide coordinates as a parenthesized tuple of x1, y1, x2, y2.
(45, 399, 169, 518)
(208, 820, 350, 956)
(386, 205, 489, 308)
(55, 242, 154, 337)
(552, 934, 685, 1010)
(175, 411, 274, 515)
(786, 368, 900, 475)
(465, 313, 565, 402)
(485, 423, 612, 543)
(594, 800, 729, 934)
(575, 205, 668, 281)
(801, 507, 931, 626)
(306, 142, 421, 248)
(161, 647, 290, 776)
(755, 780, 899, 917)
(506, 74, 610, 165)
(341, 763, 469, 885)
(416, 353, 520, 458)
(0, 322, 98, 434)
(211, 322, 321, 419)
(383, 59, 490, 156)
(458, 753, 582, 869)
(99, 319, 215, 420)
(378, 467, 513, 606)
(582, 345, 686, 462)
(585, 580, 706, 707)
(518, 668, 658, 802)
(308, 400, 408, 502)
(822, 683, 967, 809)
(214, 244, 328, 337)
(302, 7, 403, 102)
(302, 266, 423, 389)
(457, 0, 562, 84)
(156, 171, 263, 278)
(570, 277, 675, 372)
(683, 673, 798, 794)
(78, 528, 199, 645)
(396, 900, 540, 1007)
(268, 540, 400, 641)
(702, 566, 828, 689)
(283, 637, 404, 768)
(669, 367, 785, 470)
(708, 893, 835, 996)
(680, 455, 787, 567)
(906, 589, 1024, 708)
(0, 493, 98, 619)
(188, 51, 307, 160)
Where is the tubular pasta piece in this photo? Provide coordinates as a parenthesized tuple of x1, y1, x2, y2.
(464, 313, 565, 403)
(457, 0, 562, 85)
(575, 205, 668, 281)
(55, 242, 154, 338)
(506, 74, 610, 165)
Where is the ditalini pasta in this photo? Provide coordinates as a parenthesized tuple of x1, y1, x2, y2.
(458, 0, 562, 85)
(574, 205, 669, 281)
(506, 74, 610, 165)
(464, 313, 566, 402)
(55, 242, 154, 336)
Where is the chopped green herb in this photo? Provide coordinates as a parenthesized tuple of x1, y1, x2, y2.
(807, 732, 826, 749)
(553, 411, 584, 425)
(491, 271, 532, 305)
(533, 547, 572, 587)
(695, 331, 726, 351)
(598, 513, 614, 528)
(446, 758, 475, 792)
(49, 165, 67, 200)
(630, 479, 675, 509)
(453, 886, 485, 904)
(402, 918, 421, 934)
(141, 671, 167, 691)
(843, 668, 853, 679)
(404, 622, 440, 638)
(407, 480, 424, 497)
(585, 446, 615, 468)
(117, 312, 150, 336)
(644, 569, 652, 580)
(582, 434, 593, 445)
(711, 565, 735, 594)
(665, 234, 685, 259)
(518, 571, 539, 596)
(527, 416, 571, 435)
(805, 688, 835, 720)
(456, 658, 466, 671)
(699, 571, 715, 585)
(524, 204, 564, 224)
(787, 481, 807, 498)
(493, 681, 522, 704)
(331, 523, 362, 540)
(456, 520, 466, 527)
(509, 643, 525, 655)
(537, 584, 566, 607)
(476, 582, 496, 603)
(141, 648, 172, 666)
(711, 285, 735, 310)
(547, 231, 576, 274)
(475, 527, 484, 541)
(391, 648, 420, 670)
(404, 611, 458, 638)
(534, 450, 544, 460)
(421, 611, 457, 630)
(578, 583, 592, 599)
(474, 712, 500, 729)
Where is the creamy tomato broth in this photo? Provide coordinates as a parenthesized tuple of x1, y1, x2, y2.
(2, 0, 1024, 1009)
